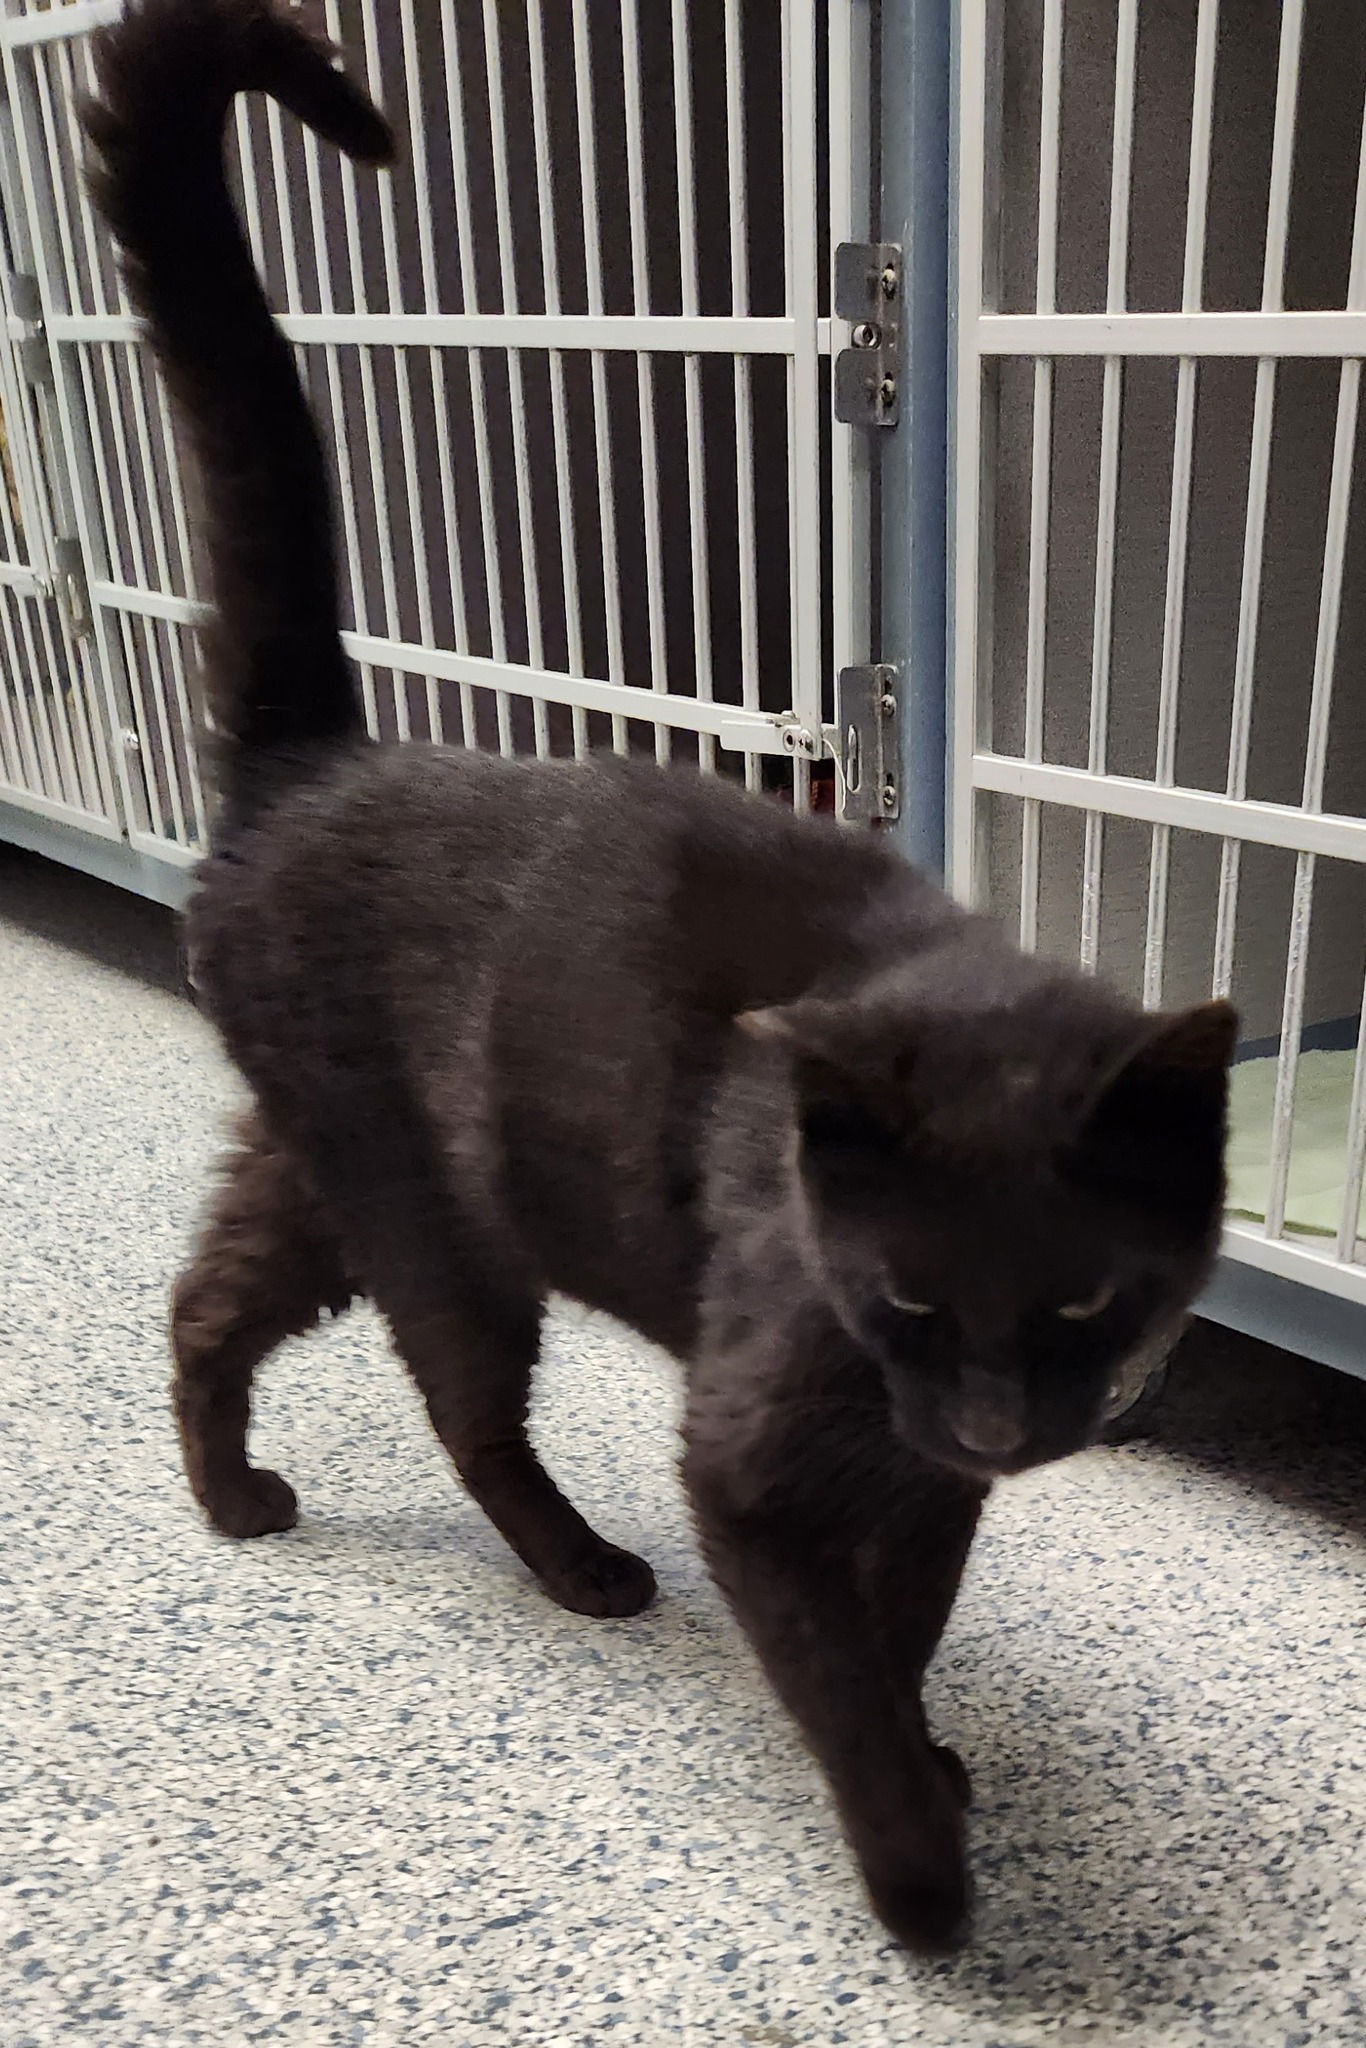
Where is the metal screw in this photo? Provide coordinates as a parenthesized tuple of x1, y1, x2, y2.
(881, 779, 897, 811)
(851, 321, 881, 349)
(121, 728, 141, 753)
(879, 376, 897, 407)
(880, 264, 899, 299)
(879, 692, 896, 717)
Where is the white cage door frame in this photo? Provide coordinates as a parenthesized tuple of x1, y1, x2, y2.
(952, 0, 1366, 1308)
(0, 0, 874, 880)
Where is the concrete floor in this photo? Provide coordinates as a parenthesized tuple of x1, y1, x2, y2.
(2, 842, 1365, 2048)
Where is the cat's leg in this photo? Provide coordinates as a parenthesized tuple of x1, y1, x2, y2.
(684, 1405, 983, 1952)
(172, 1113, 351, 1538)
(377, 1276, 657, 1620)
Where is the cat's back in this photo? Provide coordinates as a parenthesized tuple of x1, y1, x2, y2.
(188, 742, 932, 1343)
(194, 741, 913, 1021)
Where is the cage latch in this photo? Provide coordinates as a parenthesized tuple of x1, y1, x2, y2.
(834, 664, 899, 822)
(833, 243, 901, 429)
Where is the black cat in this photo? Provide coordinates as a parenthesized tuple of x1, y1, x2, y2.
(83, 0, 1234, 1952)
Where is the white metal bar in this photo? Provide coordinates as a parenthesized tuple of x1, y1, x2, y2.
(1019, 358, 1050, 951)
(332, 129, 402, 730)
(1035, 0, 1063, 312)
(0, 313, 53, 586)
(87, 574, 798, 750)
(1336, 997, 1366, 1263)
(0, 585, 45, 792)
(31, 586, 85, 809)
(1262, 123, 1366, 1237)
(978, 309, 1366, 355)
(0, 557, 42, 595)
(1213, 357, 1277, 995)
(1211, 0, 1304, 995)
(122, 345, 198, 837)
(295, 41, 379, 735)
(385, 0, 448, 741)
(28, 41, 83, 317)
(11, 55, 111, 813)
(1143, 0, 1218, 1008)
(1262, 0, 1307, 308)
(0, 765, 125, 839)
(670, 0, 714, 772)
(621, 0, 670, 763)
(1263, 853, 1315, 1239)
(90, 339, 188, 825)
(525, 0, 585, 757)
(0, 587, 32, 788)
(1017, 0, 1062, 950)
(232, 99, 268, 277)
(1261, 188, 1366, 1228)
(0, 391, 26, 567)
(726, 0, 760, 792)
(0, 2, 119, 51)
(0, 35, 145, 837)
(438, 0, 513, 753)
(262, 99, 302, 308)
(1221, 1219, 1366, 1306)
(115, 609, 184, 842)
(54, 38, 111, 318)
(481, 0, 547, 754)
(969, 753, 1366, 864)
(571, 0, 627, 753)
(395, 0, 452, 745)
(47, 310, 812, 355)
(357, 0, 431, 745)
(13, 594, 63, 801)
(1081, 349, 1123, 969)
(782, 0, 823, 751)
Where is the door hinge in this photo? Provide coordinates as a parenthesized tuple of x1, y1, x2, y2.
(54, 536, 94, 641)
(834, 664, 899, 822)
(833, 242, 901, 429)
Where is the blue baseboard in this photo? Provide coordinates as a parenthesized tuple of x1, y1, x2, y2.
(0, 802, 193, 910)
(1200, 1258, 1366, 1382)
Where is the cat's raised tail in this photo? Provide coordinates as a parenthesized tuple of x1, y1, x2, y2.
(81, 0, 393, 819)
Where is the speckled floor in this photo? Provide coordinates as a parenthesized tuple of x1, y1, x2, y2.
(3, 844, 1365, 2048)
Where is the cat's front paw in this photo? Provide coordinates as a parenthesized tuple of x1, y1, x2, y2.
(200, 1465, 299, 1539)
(542, 1541, 658, 1619)
(864, 1843, 970, 1949)
(865, 1863, 972, 1955)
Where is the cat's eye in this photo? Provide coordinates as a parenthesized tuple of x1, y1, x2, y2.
(887, 1293, 937, 1317)
(1057, 1282, 1116, 1321)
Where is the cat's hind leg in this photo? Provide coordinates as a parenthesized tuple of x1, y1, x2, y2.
(378, 1275, 657, 1620)
(171, 1110, 351, 1538)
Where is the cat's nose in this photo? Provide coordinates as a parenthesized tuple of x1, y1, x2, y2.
(946, 1370, 1027, 1459)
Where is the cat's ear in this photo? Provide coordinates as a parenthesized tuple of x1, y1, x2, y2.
(1129, 998, 1239, 1079)
(1071, 998, 1237, 1212)
(738, 1001, 906, 1154)
(1091, 998, 1238, 1111)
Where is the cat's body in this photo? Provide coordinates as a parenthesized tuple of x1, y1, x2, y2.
(85, 0, 1235, 1953)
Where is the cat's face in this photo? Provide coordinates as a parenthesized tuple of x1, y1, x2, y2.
(746, 969, 1236, 1481)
